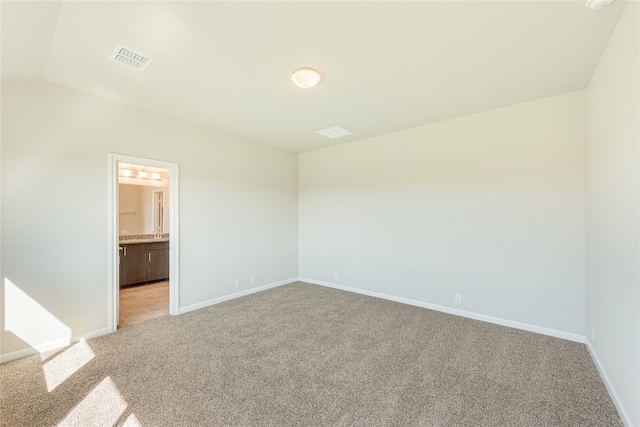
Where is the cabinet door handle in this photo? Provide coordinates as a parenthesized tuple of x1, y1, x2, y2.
(124, 247, 127, 256)
(148, 253, 151, 262)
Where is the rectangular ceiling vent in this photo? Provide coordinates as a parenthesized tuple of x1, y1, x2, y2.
(315, 126, 353, 139)
(109, 44, 154, 71)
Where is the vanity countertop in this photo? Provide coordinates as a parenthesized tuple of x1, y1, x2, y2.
(119, 238, 169, 244)
(119, 234, 170, 245)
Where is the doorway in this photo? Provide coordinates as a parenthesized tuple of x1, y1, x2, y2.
(108, 154, 179, 333)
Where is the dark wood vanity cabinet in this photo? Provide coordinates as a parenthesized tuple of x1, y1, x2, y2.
(120, 244, 147, 287)
(119, 241, 169, 288)
(146, 242, 169, 283)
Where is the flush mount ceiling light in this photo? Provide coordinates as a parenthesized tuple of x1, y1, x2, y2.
(291, 68, 322, 88)
(585, 0, 613, 10)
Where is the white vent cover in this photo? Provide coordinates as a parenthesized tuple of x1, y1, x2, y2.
(109, 44, 154, 71)
(315, 126, 353, 139)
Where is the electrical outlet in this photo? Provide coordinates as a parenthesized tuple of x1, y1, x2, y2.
(333, 272, 338, 280)
(234, 279, 239, 288)
(454, 293, 462, 304)
(251, 275, 256, 285)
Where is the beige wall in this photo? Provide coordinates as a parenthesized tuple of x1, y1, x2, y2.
(585, 1, 639, 425)
(299, 90, 586, 336)
(1, 81, 299, 358)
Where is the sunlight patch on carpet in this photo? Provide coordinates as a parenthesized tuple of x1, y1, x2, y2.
(122, 413, 142, 427)
(43, 339, 95, 392)
(57, 377, 127, 427)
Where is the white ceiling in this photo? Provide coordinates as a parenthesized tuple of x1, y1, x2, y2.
(1, 1, 626, 153)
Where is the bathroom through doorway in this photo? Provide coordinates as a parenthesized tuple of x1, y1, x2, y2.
(108, 153, 179, 333)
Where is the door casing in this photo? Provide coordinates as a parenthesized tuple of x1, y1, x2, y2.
(108, 153, 180, 332)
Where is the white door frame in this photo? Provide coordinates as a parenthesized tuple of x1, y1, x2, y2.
(108, 153, 180, 332)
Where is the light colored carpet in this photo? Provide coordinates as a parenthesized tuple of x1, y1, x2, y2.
(1, 282, 622, 426)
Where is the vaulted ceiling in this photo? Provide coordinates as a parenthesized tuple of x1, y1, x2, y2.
(1, 1, 626, 152)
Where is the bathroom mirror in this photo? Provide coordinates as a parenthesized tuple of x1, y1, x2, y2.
(118, 164, 170, 236)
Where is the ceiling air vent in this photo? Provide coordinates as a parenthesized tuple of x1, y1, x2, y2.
(315, 126, 353, 139)
(109, 44, 154, 71)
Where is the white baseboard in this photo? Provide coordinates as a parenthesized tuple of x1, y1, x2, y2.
(0, 327, 111, 364)
(299, 277, 585, 343)
(178, 277, 298, 315)
(585, 340, 634, 427)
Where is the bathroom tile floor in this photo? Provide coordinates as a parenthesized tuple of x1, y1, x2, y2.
(119, 281, 169, 327)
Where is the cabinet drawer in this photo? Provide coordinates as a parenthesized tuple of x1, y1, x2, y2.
(146, 241, 169, 250)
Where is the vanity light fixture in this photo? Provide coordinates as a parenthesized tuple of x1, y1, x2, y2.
(118, 169, 162, 180)
(291, 67, 322, 88)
